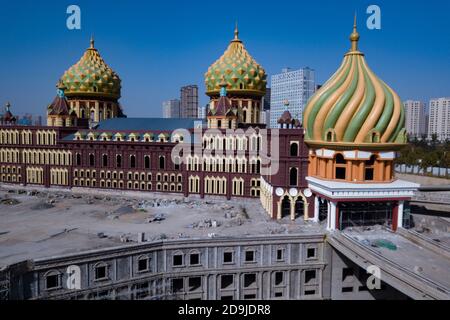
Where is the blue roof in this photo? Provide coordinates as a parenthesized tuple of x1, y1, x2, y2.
(94, 117, 205, 131)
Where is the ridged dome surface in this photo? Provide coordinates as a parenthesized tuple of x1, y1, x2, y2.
(303, 23, 406, 147)
(60, 39, 121, 100)
(205, 27, 267, 97)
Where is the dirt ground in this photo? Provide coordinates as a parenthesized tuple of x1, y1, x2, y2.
(0, 185, 323, 265)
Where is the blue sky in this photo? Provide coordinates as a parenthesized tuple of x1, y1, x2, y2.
(1, 0, 449, 117)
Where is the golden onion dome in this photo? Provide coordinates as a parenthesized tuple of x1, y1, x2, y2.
(303, 16, 407, 149)
(205, 25, 267, 97)
(60, 38, 121, 100)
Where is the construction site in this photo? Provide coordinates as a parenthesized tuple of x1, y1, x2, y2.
(0, 173, 449, 300)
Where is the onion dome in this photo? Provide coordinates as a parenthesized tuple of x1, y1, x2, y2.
(205, 25, 267, 97)
(60, 37, 121, 100)
(303, 17, 407, 148)
(47, 82, 71, 116)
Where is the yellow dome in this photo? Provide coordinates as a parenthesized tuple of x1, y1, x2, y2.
(60, 38, 121, 100)
(205, 26, 267, 97)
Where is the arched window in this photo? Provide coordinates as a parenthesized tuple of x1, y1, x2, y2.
(102, 154, 108, 167)
(89, 154, 95, 166)
(159, 156, 165, 170)
(290, 143, 299, 157)
(76, 153, 81, 166)
(243, 110, 247, 122)
(365, 155, 377, 181)
(326, 131, 333, 142)
(116, 155, 122, 168)
(144, 156, 150, 169)
(256, 160, 261, 174)
(130, 155, 136, 168)
(335, 154, 346, 180)
(289, 167, 298, 186)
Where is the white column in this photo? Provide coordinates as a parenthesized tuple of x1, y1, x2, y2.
(397, 201, 405, 229)
(314, 196, 319, 223)
(328, 202, 337, 231)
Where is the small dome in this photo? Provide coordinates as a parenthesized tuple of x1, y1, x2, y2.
(303, 18, 406, 147)
(60, 38, 121, 100)
(205, 26, 267, 97)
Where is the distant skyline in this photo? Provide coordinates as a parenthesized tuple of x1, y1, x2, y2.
(1, 0, 449, 118)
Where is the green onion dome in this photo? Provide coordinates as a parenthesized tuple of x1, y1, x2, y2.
(303, 19, 407, 149)
(205, 26, 267, 97)
(60, 38, 121, 100)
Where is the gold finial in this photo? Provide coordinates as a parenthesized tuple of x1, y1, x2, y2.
(350, 12, 360, 52)
(231, 22, 241, 42)
(90, 35, 95, 49)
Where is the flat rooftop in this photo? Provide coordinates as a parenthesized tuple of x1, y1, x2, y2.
(0, 185, 324, 266)
(344, 228, 450, 290)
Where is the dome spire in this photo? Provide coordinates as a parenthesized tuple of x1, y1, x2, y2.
(90, 35, 95, 49)
(232, 22, 241, 43)
(350, 13, 360, 52)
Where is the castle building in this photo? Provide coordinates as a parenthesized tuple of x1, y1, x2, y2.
(0, 21, 418, 229)
(302, 17, 418, 231)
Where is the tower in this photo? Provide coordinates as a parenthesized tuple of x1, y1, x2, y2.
(205, 25, 267, 128)
(58, 37, 124, 125)
(47, 82, 78, 127)
(302, 16, 417, 231)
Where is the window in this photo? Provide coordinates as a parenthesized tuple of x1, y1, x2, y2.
(45, 273, 60, 290)
(290, 143, 299, 156)
(173, 253, 183, 266)
(94, 264, 108, 281)
(172, 278, 184, 293)
(130, 155, 136, 168)
(223, 251, 233, 264)
(116, 155, 122, 168)
(221, 275, 234, 289)
(102, 154, 108, 167)
(307, 248, 317, 259)
(189, 253, 200, 266)
(159, 156, 165, 170)
(289, 167, 298, 186)
(244, 274, 256, 288)
(335, 154, 346, 180)
(144, 156, 150, 169)
(76, 153, 81, 166)
(276, 249, 284, 261)
(305, 270, 316, 284)
(89, 154, 95, 166)
(342, 287, 353, 293)
(188, 277, 201, 292)
(275, 272, 284, 286)
(217, 120, 222, 128)
(342, 268, 354, 282)
(365, 155, 376, 181)
(245, 250, 255, 263)
(138, 257, 149, 272)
